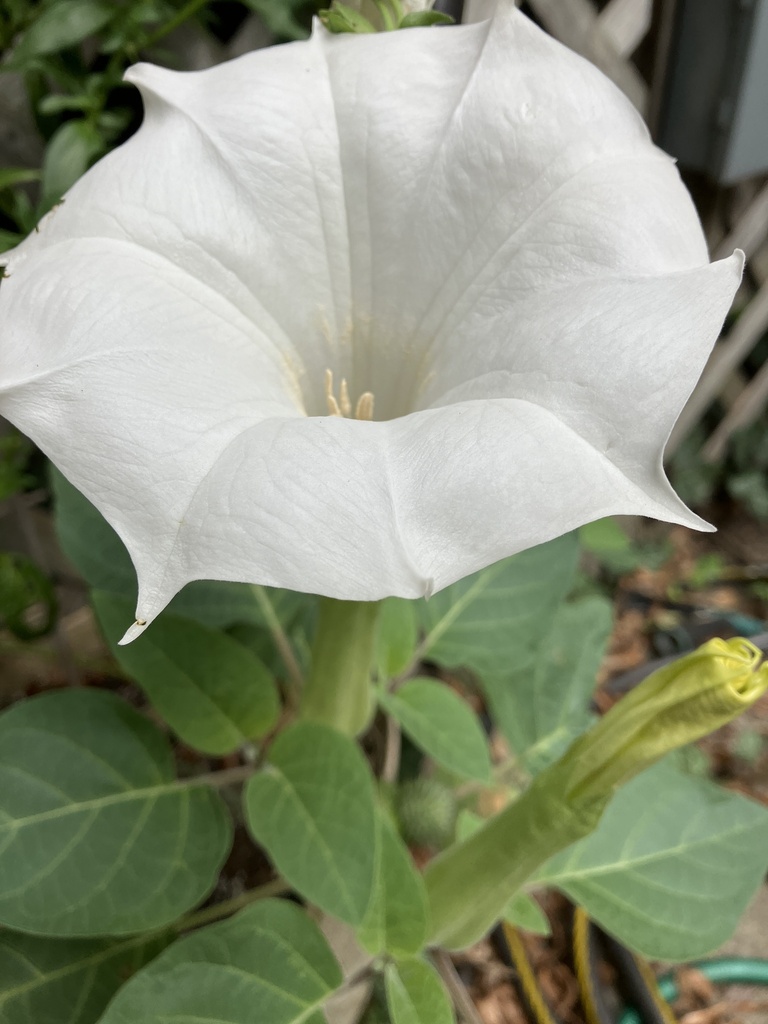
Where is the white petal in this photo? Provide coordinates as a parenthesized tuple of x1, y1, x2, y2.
(6, 29, 355, 413)
(0, 5, 741, 635)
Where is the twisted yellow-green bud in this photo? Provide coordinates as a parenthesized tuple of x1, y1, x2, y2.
(319, 0, 453, 33)
(425, 638, 768, 949)
(561, 637, 768, 802)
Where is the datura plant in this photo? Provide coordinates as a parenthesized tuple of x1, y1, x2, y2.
(0, 4, 766, 1024)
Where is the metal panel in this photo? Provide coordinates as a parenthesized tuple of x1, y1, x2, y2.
(722, 0, 768, 180)
(657, 0, 768, 184)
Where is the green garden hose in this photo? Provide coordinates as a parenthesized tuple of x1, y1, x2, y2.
(618, 958, 768, 1024)
(498, 909, 768, 1024)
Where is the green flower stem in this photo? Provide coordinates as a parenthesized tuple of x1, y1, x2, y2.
(143, 0, 210, 48)
(301, 598, 382, 735)
(425, 637, 768, 950)
(425, 771, 606, 950)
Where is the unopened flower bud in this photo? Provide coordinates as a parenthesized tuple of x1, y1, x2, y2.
(561, 637, 768, 803)
(319, 2, 377, 33)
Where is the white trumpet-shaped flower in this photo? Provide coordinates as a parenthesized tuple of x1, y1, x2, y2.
(0, 4, 741, 641)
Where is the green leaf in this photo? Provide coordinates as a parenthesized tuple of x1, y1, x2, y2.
(97, 900, 342, 1024)
(9, 1, 115, 66)
(359, 810, 429, 957)
(503, 892, 550, 936)
(380, 679, 491, 782)
(385, 959, 454, 1024)
(0, 167, 41, 190)
(0, 432, 33, 499)
(0, 688, 231, 936)
(92, 591, 280, 756)
(0, 551, 57, 639)
(418, 533, 580, 679)
(51, 466, 134, 594)
(376, 597, 417, 679)
(497, 596, 612, 770)
(38, 94, 94, 117)
(172, 581, 280, 632)
(399, 11, 454, 27)
(0, 229, 23, 252)
(537, 760, 768, 960)
(40, 119, 104, 211)
(244, 722, 377, 924)
(242, 0, 309, 39)
(0, 930, 168, 1024)
(319, 3, 377, 33)
(578, 517, 631, 555)
(51, 466, 295, 631)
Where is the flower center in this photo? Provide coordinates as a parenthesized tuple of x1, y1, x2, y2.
(324, 369, 375, 421)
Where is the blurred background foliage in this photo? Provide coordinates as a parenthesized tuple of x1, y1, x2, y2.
(0, 0, 315, 249)
(0, 0, 320, 642)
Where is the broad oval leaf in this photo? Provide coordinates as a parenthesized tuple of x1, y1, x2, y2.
(537, 759, 768, 960)
(9, 0, 115, 66)
(0, 930, 168, 1024)
(244, 722, 377, 924)
(417, 534, 580, 679)
(51, 467, 291, 630)
(385, 959, 454, 1024)
(504, 892, 550, 936)
(379, 679, 491, 782)
(0, 688, 232, 936)
(40, 120, 105, 212)
(498, 595, 612, 771)
(97, 900, 342, 1024)
(93, 591, 280, 755)
(358, 810, 429, 957)
(376, 598, 418, 680)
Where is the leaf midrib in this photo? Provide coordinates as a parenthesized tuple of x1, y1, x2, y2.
(0, 933, 153, 1005)
(0, 776, 201, 832)
(253, 770, 359, 921)
(541, 816, 767, 882)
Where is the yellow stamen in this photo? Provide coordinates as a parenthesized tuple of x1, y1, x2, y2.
(325, 369, 342, 416)
(355, 392, 375, 421)
(339, 377, 352, 417)
(323, 368, 375, 421)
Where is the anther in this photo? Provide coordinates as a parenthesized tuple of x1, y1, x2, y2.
(339, 378, 352, 417)
(325, 369, 342, 416)
(324, 368, 374, 420)
(355, 392, 374, 421)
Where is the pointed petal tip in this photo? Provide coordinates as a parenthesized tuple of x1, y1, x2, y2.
(123, 62, 152, 88)
(714, 247, 745, 285)
(118, 618, 149, 645)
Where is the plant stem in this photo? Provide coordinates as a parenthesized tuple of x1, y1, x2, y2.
(178, 878, 289, 932)
(143, 0, 210, 48)
(300, 598, 381, 736)
(251, 585, 304, 709)
(432, 951, 485, 1024)
(380, 714, 401, 784)
(183, 764, 255, 789)
(425, 773, 606, 950)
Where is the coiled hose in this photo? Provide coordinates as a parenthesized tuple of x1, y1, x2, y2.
(497, 907, 768, 1024)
